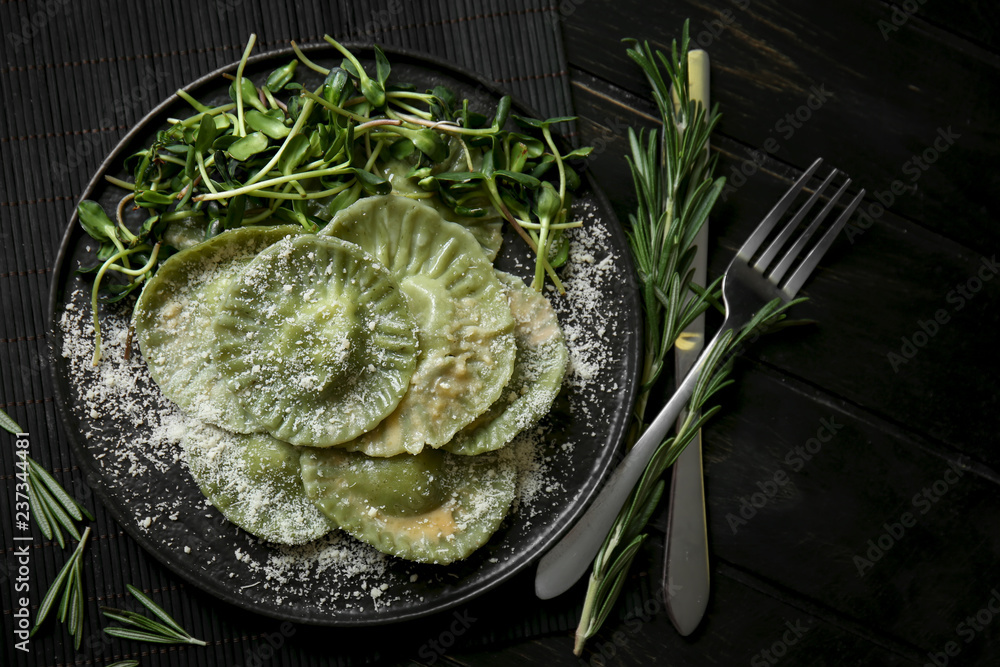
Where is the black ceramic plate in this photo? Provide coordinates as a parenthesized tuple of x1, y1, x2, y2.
(48, 45, 641, 626)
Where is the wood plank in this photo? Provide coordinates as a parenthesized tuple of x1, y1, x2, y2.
(703, 362, 1000, 663)
(448, 557, 921, 665)
(570, 70, 1000, 466)
(881, 0, 1000, 54)
(561, 0, 1000, 253)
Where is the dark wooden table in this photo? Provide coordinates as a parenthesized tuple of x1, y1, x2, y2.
(448, 2, 1000, 665)
(3, 2, 998, 666)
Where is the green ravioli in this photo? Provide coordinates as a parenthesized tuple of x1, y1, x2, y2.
(444, 272, 568, 455)
(299, 447, 515, 564)
(213, 234, 418, 447)
(182, 420, 335, 545)
(133, 225, 300, 433)
(320, 195, 516, 456)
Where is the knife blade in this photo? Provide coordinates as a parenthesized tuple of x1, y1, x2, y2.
(663, 48, 711, 636)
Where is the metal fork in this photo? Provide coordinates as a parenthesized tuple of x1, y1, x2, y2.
(534, 157, 865, 599)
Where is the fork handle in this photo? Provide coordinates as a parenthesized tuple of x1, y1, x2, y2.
(534, 326, 725, 600)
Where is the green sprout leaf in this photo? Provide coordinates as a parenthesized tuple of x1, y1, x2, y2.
(227, 132, 269, 161)
(350, 168, 391, 196)
(245, 110, 290, 139)
(265, 60, 298, 92)
(391, 126, 449, 162)
(491, 95, 511, 130)
(374, 45, 391, 87)
(494, 169, 540, 188)
(194, 113, 218, 154)
(433, 171, 485, 183)
(229, 76, 267, 113)
(324, 34, 385, 108)
(78, 201, 121, 245)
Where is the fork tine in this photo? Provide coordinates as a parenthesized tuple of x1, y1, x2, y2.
(780, 188, 866, 298)
(737, 157, 823, 260)
(768, 177, 850, 283)
(754, 168, 839, 273)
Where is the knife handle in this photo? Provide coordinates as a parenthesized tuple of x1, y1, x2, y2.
(663, 46, 712, 636)
(663, 429, 710, 635)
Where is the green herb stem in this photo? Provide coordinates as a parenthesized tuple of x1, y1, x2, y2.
(175, 89, 211, 113)
(391, 99, 434, 119)
(516, 220, 583, 231)
(385, 90, 437, 103)
(90, 244, 152, 365)
(248, 181, 354, 201)
(301, 89, 371, 123)
(234, 34, 257, 137)
(290, 40, 330, 75)
(541, 124, 567, 204)
(386, 109, 492, 137)
(356, 118, 402, 132)
(196, 152, 219, 195)
(104, 175, 135, 190)
(194, 160, 352, 201)
(114, 194, 139, 246)
(104, 244, 161, 278)
(241, 96, 317, 188)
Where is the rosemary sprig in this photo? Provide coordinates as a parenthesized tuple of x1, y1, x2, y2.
(24, 455, 94, 549)
(622, 25, 724, 429)
(101, 584, 207, 646)
(80, 34, 591, 363)
(22, 454, 94, 647)
(1, 406, 22, 433)
(31, 526, 91, 649)
(572, 22, 801, 654)
(573, 301, 799, 652)
(14, 415, 202, 658)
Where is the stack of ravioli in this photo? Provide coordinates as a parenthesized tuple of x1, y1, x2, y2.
(133, 195, 568, 565)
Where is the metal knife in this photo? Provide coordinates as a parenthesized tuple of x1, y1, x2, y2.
(663, 48, 711, 636)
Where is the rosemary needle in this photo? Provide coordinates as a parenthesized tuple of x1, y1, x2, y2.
(31, 527, 91, 650)
(102, 585, 207, 647)
(0, 406, 22, 434)
(23, 455, 93, 547)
